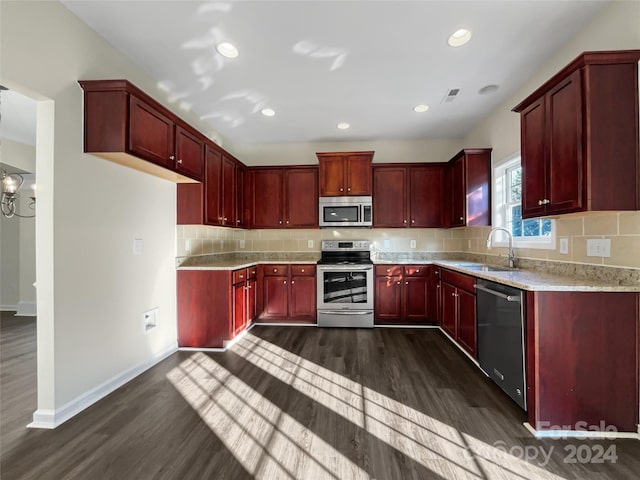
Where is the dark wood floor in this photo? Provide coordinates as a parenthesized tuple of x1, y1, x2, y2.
(2, 315, 639, 479)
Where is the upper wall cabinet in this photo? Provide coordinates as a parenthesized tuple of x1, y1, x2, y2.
(79, 79, 204, 183)
(317, 151, 374, 196)
(513, 50, 640, 218)
(251, 166, 318, 229)
(373, 164, 445, 228)
(447, 149, 492, 228)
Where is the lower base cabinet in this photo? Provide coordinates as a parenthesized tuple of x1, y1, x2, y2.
(374, 265, 433, 324)
(439, 268, 477, 357)
(177, 266, 256, 348)
(257, 264, 316, 323)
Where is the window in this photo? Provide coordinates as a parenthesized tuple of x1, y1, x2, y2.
(493, 155, 555, 249)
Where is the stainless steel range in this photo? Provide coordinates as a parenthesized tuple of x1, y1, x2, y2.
(316, 240, 374, 328)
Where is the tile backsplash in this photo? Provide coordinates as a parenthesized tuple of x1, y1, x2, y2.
(177, 211, 640, 269)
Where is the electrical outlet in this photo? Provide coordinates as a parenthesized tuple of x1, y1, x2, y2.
(559, 237, 569, 254)
(308, 240, 314, 248)
(383, 239, 390, 249)
(185, 239, 191, 252)
(143, 308, 158, 333)
(410, 239, 416, 249)
(586, 238, 611, 257)
(239, 239, 246, 248)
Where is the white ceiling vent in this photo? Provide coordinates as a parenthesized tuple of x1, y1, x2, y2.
(441, 88, 461, 103)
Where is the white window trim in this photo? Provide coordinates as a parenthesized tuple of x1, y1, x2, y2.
(492, 153, 556, 250)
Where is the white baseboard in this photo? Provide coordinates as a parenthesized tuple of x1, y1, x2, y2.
(16, 301, 37, 316)
(28, 342, 178, 429)
(524, 422, 640, 440)
(375, 324, 439, 329)
(0, 304, 18, 312)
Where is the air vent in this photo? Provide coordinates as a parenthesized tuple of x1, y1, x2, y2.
(441, 88, 461, 103)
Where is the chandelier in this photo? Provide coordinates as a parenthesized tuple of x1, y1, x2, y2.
(1, 169, 35, 218)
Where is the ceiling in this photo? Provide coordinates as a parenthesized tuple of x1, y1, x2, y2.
(52, 2, 612, 144)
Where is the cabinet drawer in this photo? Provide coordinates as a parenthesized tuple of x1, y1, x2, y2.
(291, 265, 315, 276)
(441, 268, 476, 293)
(247, 266, 258, 280)
(375, 265, 403, 277)
(233, 268, 248, 284)
(404, 265, 428, 277)
(263, 265, 289, 277)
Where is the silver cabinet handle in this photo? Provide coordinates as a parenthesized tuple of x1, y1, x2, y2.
(397, 281, 401, 285)
(279, 220, 282, 224)
(283, 280, 287, 284)
(411, 219, 415, 224)
(459, 216, 464, 221)
(340, 187, 344, 192)
(273, 268, 278, 273)
(177, 159, 183, 164)
(405, 281, 409, 285)
(416, 269, 420, 273)
(286, 220, 290, 224)
(347, 187, 351, 192)
(223, 217, 228, 221)
(301, 269, 305, 273)
(291, 280, 295, 284)
(403, 219, 407, 224)
(169, 155, 175, 161)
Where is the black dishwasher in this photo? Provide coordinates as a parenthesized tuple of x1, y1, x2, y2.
(475, 279, 526, 410)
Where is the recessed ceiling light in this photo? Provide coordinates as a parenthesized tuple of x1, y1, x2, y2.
(413, 104, 430, 113)
(337, 122, 350, 130)
(478, 84, 499, 95)
(215, 42, 239, 58)
(448, 29, 472, 47)
(261, 108, 276, 117)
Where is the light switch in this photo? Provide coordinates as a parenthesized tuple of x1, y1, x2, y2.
(410, 239, 416, 249)
(133, 238, 143, 255)
(239, 239, 246, 248)
(559, 237, 569, 254)
(383, 239, 390, 249)
(185, 239, 191, 252)
(586, 238, 611, 257)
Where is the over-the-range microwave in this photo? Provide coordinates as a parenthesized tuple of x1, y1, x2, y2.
(319, 196, 372, 228)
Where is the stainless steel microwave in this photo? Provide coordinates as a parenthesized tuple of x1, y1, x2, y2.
(319, 196, 372, 228)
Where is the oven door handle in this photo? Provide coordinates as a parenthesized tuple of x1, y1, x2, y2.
(319, 310, 372, 315)
(317, 265, 373, 271)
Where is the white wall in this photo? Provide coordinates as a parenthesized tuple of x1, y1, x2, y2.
(0, 0, 221, 425)
(462, 0, 640, 163)
(229, 138, 462, 166)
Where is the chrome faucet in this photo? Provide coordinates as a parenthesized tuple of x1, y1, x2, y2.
(486, 227, 515, 268)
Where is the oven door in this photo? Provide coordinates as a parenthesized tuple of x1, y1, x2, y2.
(316, 264, 374, 311)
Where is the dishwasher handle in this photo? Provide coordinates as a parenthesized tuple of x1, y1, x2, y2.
(474, 284, 522, 303)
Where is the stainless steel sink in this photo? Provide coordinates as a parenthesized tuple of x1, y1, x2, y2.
(456, 264, 517, 272)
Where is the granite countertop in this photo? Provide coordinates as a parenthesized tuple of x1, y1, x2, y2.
(177, 253, 639, 292)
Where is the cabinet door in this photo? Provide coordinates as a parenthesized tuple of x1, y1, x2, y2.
(319, 156, 345, 196)
(285, 167, 318, 228)
(235, 163, 246, 228)
(450, 157, 465, 227)
(262, 276, 289, 318)
(221, 156, 236, 226)
(290, 275, 316, 320)
(441, 282, 457, 338)
(457, 288, 477, 357)
(546, 69, 583, 215)
(175, 125, 204, 181)
(410, 166, 444, 227)
(246, 277, 257, 324)
(252, 169, 284, 228)
(233, 282, 246, 336)
(373, 167, 407, 227)
(521, 98, 548, 218)
(346, 155, 373, 196)
(204, 146, 223, 225)
(129, 95, 174, 168)
(375, 276, 402, 322)
(403, 276, 429, 323)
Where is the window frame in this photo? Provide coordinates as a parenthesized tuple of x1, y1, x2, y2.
(492, 153, 556, 250)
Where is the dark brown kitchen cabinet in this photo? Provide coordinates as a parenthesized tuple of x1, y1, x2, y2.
(374, 265, 431, 325)
(221, 155, 236, 226)
(317, 151, 374, 196)
(373, 164, 445, 227)
(258, 265, 316, 322)
(79, 79, 204, 183)
(447, 149, 491, 228)
(204, 146, 223, 225)
(440, 268, 477, 357)
(251, 167, 318, 228)
(201, 147, 246, 227)
(513, 50, 640, 218)
(178, 267, 256, 349)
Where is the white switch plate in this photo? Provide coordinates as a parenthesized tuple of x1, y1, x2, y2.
(383, 239, 390, 249)
(586, 238, 611, 257)
(559, 237, 569, 254)
(410, 239, 416, 249)
(239, 239, 246, 248)
(185, 239, 191, 252)
(308, 240, 314, 248)
(133, 238, 143, 255)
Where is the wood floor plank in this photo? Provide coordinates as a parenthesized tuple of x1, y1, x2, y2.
(2, 317, 639, 479)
